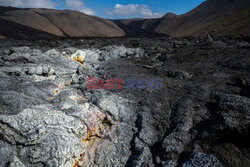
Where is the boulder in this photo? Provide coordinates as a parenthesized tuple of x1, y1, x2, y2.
(182, 152, 223, 167)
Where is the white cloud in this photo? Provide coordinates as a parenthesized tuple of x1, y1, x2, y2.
(65, 0, 83, 9)
(0, 0, 55, 9)
(0, 0, 96, 15)
(107, 4, 163, 18)
(65, 0, 96, 15)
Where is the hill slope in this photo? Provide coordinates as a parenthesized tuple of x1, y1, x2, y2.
(155, 0, 250, 36)
(114, 0, 250, 36)
(0, 7, 125, 39)
(0, 0, 250, 38)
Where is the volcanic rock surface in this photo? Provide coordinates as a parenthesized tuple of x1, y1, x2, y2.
(0, 36, 249, 167)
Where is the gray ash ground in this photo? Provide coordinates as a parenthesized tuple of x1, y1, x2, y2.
(0, 36, 250, 167)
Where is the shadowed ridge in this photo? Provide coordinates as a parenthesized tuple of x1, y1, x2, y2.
(162, 12, 177, 18)
(0, 6, 24, 14)
(0, 18, 60, 39)
(112, 19, 167, 37)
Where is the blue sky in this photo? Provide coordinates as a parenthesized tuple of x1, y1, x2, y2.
(0, 0, 206, 19)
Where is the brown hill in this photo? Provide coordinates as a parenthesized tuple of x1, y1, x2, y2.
(1, 0, 250, 38)
(155, 0, 250, 36)
(114, 0, 250, 36)
(0, 7, 125, 39)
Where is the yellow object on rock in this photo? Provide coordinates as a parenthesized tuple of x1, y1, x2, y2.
(71, 50, 86, 64)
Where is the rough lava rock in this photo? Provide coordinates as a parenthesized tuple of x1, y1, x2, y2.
(0, 37, 249, 167)
(182, 152, 224, 167)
